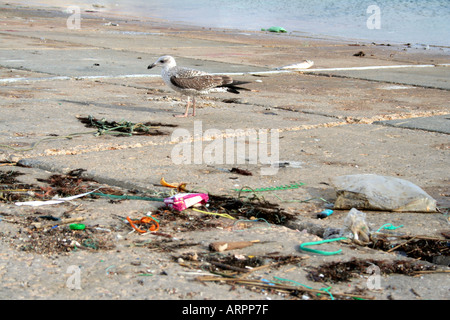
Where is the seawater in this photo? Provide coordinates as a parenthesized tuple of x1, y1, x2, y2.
(10, 0, 450, 46)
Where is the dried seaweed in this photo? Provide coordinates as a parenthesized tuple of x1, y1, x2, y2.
(0, 170, 37, 202)
(37, 174, 94, 197)
(0, 169, 121, 202)
(175, 252, 306, 276)
(77, 115, 177, 136)
(207, 194, 294, 225)
(205, 255, 266, 273)
(370, 235, 450, 266)
(0, 170, 24, 184)
(308, 258, 437, 283)
(10, 224, 115, 255)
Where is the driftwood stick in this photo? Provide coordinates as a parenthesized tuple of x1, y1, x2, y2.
(209, 240, 260, 252)
(196, 276, 373, 300)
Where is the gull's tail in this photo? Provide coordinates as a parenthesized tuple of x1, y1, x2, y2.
(221, 80, 252, 94)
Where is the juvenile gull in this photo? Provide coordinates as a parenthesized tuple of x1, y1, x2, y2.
(148, 55, 249, 117)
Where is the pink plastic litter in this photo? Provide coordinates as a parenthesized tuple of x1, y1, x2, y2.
(164, 193, 209, 211)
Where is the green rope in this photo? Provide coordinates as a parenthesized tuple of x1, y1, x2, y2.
(91, 192, 165, 202)
(319, 286, 334, 300)
(273, 276, 335, 300)
(105, 265, 116, 275)
(234, 182, 304, 192)
(82, 238, 99, 250)
(273, 276, 313, 289)
(299, 237, 347, 255)
(375, 223, 404, 233)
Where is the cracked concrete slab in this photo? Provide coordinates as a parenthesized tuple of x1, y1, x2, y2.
(315, 66, 450, 90)
(374, 114, 450, 134)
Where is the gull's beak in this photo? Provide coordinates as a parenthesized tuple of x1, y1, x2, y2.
(147, 63, 156, 69)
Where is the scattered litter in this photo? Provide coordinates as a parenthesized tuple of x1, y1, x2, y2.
(380, 85, 415, 90)
(317, 209, 334, 219)
(164, 193, 209, 211)
(343, 208, 371, 244)
(191, 208, 236, 220)
(126, 215, 160, 233)
(196, 271, 370, 300)
(94, 227, 112, 233)
(261, 26, 287, 33)
(104, 22, 119, 26)
(231, 218, 272, 231)
(271, 161, 303, 168)
(176, 252, 305, 274)
(37, 171, 97, 197)
(137, 239, 197, 252)
(230, 167, 253, 176)
(91, 192, 165, 202)
(38, 215, 60, 221)
(308, 258, 437, 283)
(15, 189, 99, 207)
(207, 194, 294, 225)
(370, 235, 450, 266)
(0, 170, 36, 202)
(276, 60, 314, 70)
(31, 217, 85, 230)
(69, 223, 86, 230)
(299, 237, 347, 255)
(332, 174, 438, 212)
(322, 208, 371, 244)
(209, 240, 260, 252)
(375, 223, 404, 233)
(105, 265, 116, 275)
(160, 177, 187, 192)
(7, 219, 115, 255)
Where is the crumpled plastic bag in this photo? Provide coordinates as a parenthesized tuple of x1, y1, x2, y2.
(323, 208, 371, 244)
(344, 208, 371, 244)
(332, 174, 437, 212)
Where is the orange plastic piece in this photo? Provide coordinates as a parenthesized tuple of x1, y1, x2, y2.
(160, 177, 187, 192)
(126, 216, 160, 233)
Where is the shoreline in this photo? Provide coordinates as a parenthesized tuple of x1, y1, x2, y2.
(2, 2, 449, 77)
(3, 1, 450, 51)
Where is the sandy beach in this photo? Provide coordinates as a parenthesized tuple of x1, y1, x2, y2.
(0, 2, 449, 305)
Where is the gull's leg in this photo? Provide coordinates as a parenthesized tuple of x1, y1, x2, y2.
(174, 96, 191, 118)
(191, 96, 196, 116)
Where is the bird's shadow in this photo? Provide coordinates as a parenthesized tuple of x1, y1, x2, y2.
(59, 99, 171, 114)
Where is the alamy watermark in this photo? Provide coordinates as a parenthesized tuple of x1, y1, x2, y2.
(367, 5, 381, 30)
(170, 121, 280, 175)
(366, 265, 381, 290)
(65, 6, 81, 30)
(66, 265, 81, 290)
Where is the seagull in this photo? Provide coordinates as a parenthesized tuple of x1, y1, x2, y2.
(148, 55, 250, 117)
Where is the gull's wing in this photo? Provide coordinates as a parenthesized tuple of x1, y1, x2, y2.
(169, 67, 233, 91)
